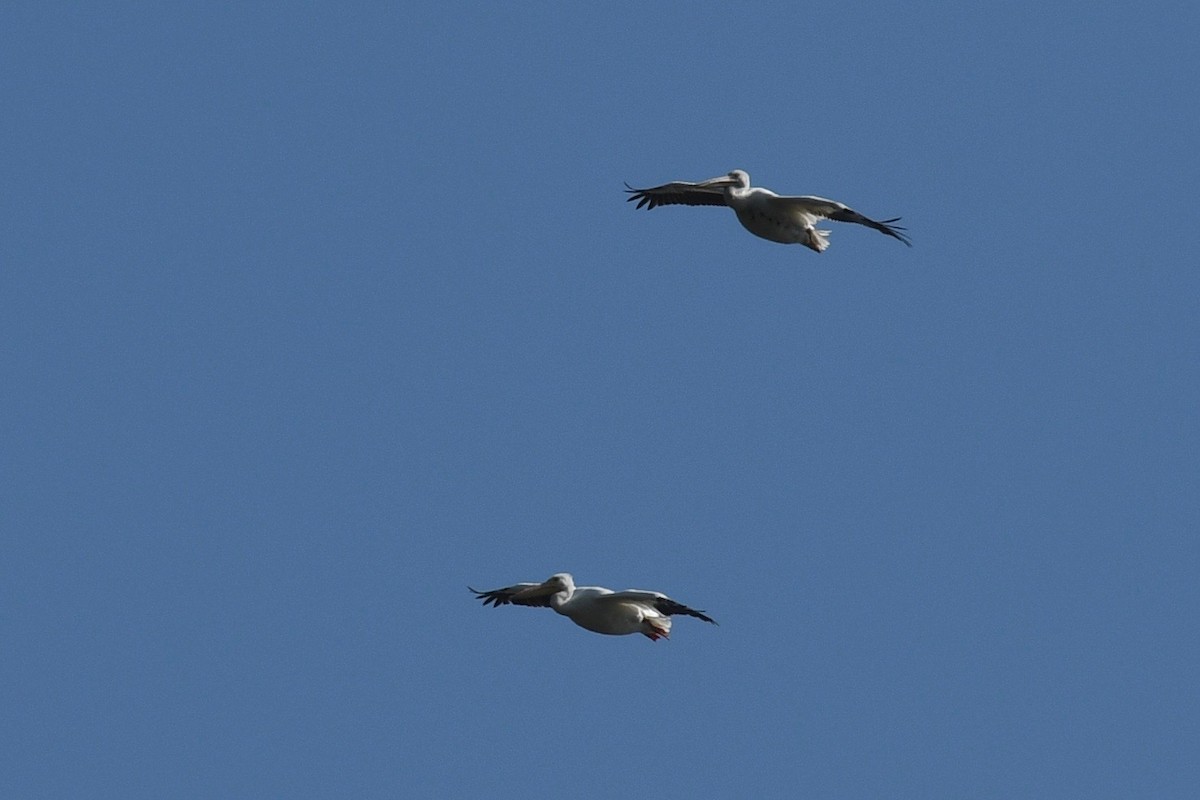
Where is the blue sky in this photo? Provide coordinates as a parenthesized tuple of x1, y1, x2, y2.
(3, 3, 1198, 797)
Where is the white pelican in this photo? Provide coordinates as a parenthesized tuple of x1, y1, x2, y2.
(470, 572, 716, 641)
(626, 169, 911, 252)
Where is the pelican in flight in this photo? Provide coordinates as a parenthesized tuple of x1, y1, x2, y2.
(470, 572, 716, 641)
(626, 169, 911, 252)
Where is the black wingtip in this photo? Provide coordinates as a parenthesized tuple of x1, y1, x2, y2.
(882, 217, 913, 247)
(623, 183, 656, 209)
(469, 586, 499, 606)
(877, 218, 912, 247)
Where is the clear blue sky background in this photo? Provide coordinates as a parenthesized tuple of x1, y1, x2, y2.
(3, 4, 1197, 797)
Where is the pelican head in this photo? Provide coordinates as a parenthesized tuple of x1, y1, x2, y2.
(697, 169, 750, 191)
(513, 572, 574, 601)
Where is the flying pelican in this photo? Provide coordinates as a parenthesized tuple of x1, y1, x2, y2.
(625, 169, 911, 252)
(470, 572, 716, 641)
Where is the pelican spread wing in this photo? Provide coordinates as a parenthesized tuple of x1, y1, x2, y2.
(603, 590, 717, 625)
(778, 195, 912, 247)
(469, 583, 554, 609)
(624, 181, 730, 210)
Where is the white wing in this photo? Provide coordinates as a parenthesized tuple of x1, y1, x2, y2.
(602, 589, 717, 624)
(776, 195, 911, 246)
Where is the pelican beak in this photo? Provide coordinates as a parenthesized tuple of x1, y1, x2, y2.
(695, 174, 739, 189)
(513, 579, 559, 600)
